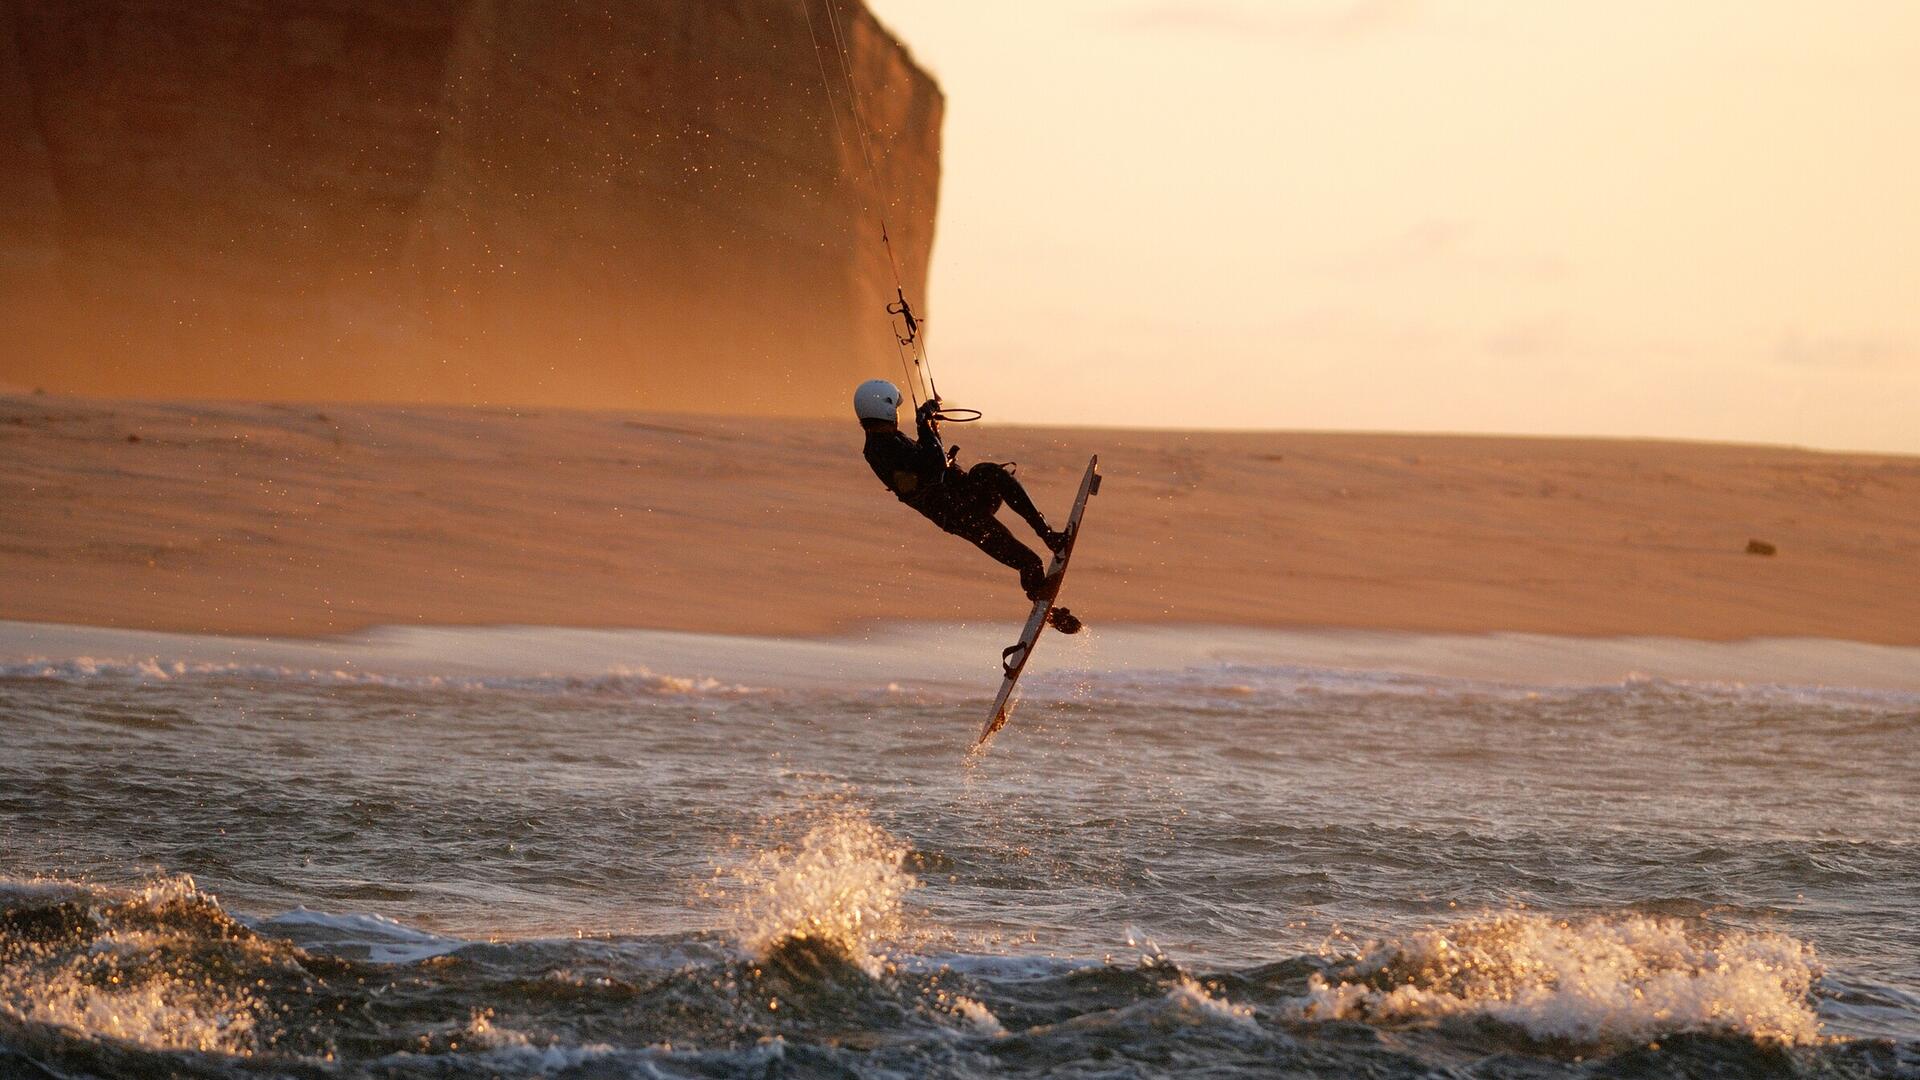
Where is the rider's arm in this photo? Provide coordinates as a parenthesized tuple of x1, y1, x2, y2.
(913, 400, 946, 472)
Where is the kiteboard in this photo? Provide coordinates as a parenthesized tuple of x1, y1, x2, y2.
(971, 455, 1101, 754)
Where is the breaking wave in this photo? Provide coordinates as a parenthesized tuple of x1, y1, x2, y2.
(1299, 911, 1825, 1048)
(0, 877, 272, 1056)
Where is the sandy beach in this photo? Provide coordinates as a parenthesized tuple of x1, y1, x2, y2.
(3, 392, 1917, 644)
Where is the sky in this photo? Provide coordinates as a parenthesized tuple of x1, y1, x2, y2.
(861, 0, 1920, 453)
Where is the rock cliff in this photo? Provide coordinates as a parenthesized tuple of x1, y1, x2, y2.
(0, 0, 941, 414)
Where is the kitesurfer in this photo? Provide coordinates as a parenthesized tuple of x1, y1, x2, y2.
(855, 379, 1068, 600)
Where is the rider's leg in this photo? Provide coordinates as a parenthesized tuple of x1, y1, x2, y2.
(949, 513, 1053, 599)
(968, 463, 1065, 551)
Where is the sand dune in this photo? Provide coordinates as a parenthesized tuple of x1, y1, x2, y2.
(3, 393, 1917, 644)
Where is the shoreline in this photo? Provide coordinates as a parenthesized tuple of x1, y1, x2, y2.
(6, 393, 1919, 646)
(7, 620, 1919, 694)
(5, 610, 1918, 650)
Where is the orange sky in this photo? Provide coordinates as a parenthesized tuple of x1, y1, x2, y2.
(863, 0, 1920, 453)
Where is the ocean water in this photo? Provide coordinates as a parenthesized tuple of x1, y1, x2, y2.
(1, 622, 1917, 1078)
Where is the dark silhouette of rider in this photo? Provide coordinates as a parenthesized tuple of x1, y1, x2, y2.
(855, 379, 1066, 600)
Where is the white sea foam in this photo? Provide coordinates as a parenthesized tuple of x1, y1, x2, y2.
(0, 656, 754, 696)
(1298, 912, 1825, 1047)
(1, 953, 259, 1055)
(375, 1014, 619, 1074)
(1163, 977, 1259, 1029)
(1081, 660, 1920, 712)
(252, 907, 465, 963)
(899, 953, 1075, 981)
(932, 990, 1007, 1036)
(1041, 972, 1261, 1041)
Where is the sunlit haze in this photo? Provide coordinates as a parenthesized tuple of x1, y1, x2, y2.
(864, 0, 1919, 452)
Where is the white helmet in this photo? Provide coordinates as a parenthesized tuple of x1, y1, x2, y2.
(853, 379, 903, 422)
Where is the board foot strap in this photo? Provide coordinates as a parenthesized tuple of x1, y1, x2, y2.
(1000, 642, 1028, 678)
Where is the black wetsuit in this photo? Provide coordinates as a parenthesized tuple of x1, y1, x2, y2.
(863, 412, 1053, 595)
